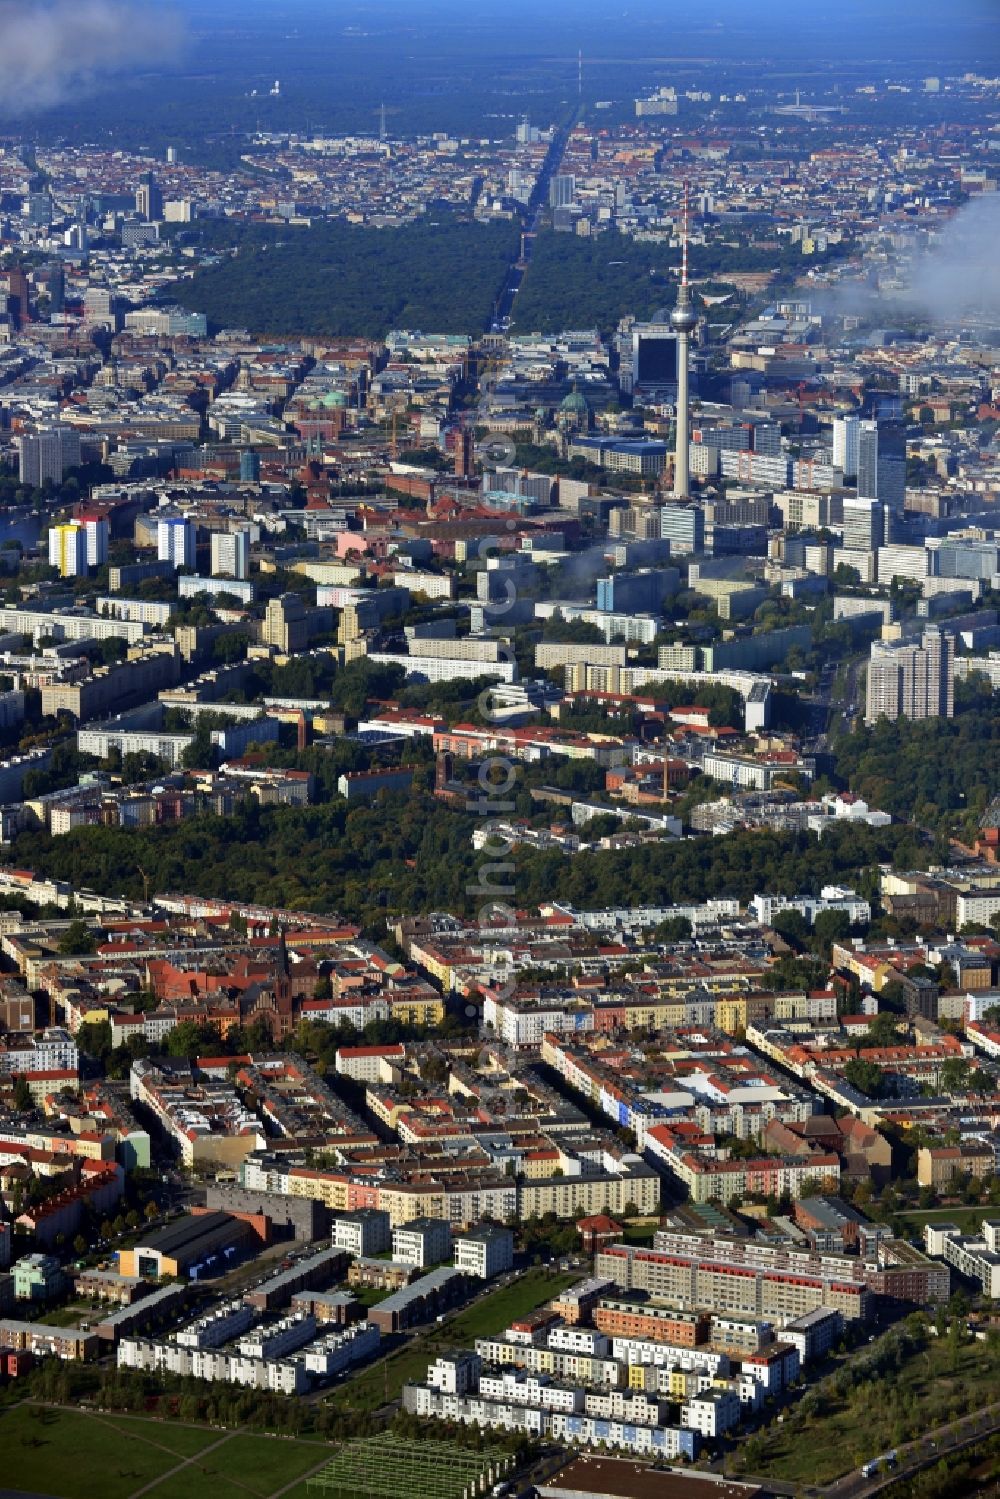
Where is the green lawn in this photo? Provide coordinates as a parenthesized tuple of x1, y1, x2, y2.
(329, 1266, 577, 1413)
(440, 1268, 578, 1343)
(140, 1433, 328, 1499)
(621, 1222, 656, 1246)
(326, 1337, 440, 1412)
(349, 1284, 390, 1307)
(29, 1303, 98, 1328)
(894, 1205, 1000, 1237)
(95, 1414, 226, 1458)
(0, 1406, 328, 1499)
(0, 1404, 220, 1499)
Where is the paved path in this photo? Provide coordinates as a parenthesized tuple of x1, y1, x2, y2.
(127, 1430, 237, 1499)
(266, 1451, 337, 1499)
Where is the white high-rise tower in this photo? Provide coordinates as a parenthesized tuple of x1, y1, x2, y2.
(833, 414, 860, 479)
(671, 181, 697, 499)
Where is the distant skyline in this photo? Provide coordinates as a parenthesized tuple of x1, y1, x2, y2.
(2, 0, 996, 147)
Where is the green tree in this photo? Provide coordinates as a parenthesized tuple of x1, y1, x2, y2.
(939, 1058, 972, 1095)
(842, 1058, 885, 1097)
(866, 1011, 901, 1047)
(813, 908, 855, 951)
(654, 916, 693, 942)
(165, 1019, 223, 1059)
(76, 1019, 113, 1062)
(58, 918, 97, 955)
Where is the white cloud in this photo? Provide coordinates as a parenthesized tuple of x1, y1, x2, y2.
(0, 0, 184, 115)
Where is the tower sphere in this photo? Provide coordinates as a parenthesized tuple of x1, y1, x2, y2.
(671, 300, 697, 333)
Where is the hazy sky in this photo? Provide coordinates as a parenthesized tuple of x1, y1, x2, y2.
(0, 0, 995, 122)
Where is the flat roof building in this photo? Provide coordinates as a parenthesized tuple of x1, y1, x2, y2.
(118, 1211, 254, 1279)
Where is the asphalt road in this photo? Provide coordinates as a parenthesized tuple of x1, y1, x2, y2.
(824, 1403, 1000, 1498)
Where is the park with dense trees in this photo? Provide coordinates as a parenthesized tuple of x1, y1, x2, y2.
(173, 214, 520, 337)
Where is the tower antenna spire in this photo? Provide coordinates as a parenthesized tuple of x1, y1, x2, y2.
(681, 178, 689, 293)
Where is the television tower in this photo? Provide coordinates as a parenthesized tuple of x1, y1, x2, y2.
(671, 179, 697, 499)
(578, 49, 583, 98)
(379, 102, 387, 142)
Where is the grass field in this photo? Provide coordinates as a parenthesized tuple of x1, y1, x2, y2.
(440, 1268, 578, 1343)
(621, 1223, 656, 1246)
(0, 1405, 220, 1499)
(349, 1284, 390, 1307)
(33, 1302, 103, 1328)
(0, 1405, 328, 1499)
(894, 1205, 1000, 1236)
(139, 1433, 327, 1499)
(93, 1414, 226, 1458)
(732, 1330, 1000, 1487)
(328, 1266, 577, 1413)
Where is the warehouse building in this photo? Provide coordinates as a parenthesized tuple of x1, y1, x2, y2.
(118, 1212, 256, 1279)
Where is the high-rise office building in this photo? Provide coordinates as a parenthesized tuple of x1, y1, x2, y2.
(549, 174, 576, 208)
(752, 421, 782, 457)
(660, 501, 705, 554)
(136, 171, 164, 222)
(453, 426, 475, 479)
(210, 528, 251, 580)
(240, 450, 261, 483)
(841, 497, 883, 553)
(858, 420, 906, 511)
(4, 266, 31, 329)
(857, 420, 879, 498)
(157, 517, 196, 570)
(83, 286, 117, 328)
(17, 428, 81, 487)
(865, 627, 954, 725)
(23, 192, 52, 227)
(832, 415, 860, 479)
(36, 263, 65, 315)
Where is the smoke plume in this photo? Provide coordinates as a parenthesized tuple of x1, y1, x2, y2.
(818, 193, 1000, 329)
(902, 193, 1000, 326)
(0, 1, 184, 115)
